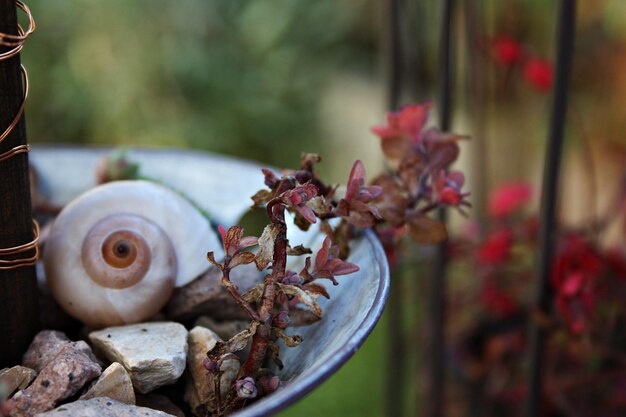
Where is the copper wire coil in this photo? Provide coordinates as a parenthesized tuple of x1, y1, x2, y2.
(0, 1, 38, 269)
(0, 220, 40, 270)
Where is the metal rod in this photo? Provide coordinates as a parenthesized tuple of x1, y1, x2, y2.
(426, 1, 455, 416)
(0, 0, 40, 367)
(385, 0, 405, 415)
(524, 1, 576, 416)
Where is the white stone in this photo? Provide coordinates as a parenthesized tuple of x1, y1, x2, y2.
(34, 397, 175, 417)
(80, 362, 136, 405)
(89, 322, 188, 394)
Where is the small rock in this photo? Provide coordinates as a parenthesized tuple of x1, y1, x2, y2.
(194, 316, 250, 341)
(80, 362, 135, 405)
(184, 326, 240, 416)
(89, 322, 188, 394)
(136, 393, 185, 417)
(10, 343, 101, 417)
(33, 397, 176, 417)
(0, 366, 36, 398)
(22, 330, 70, 372)
(166, 264, 260, 321)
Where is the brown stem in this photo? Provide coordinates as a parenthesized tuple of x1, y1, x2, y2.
(215, 371, 222, 417)
(221, 269, 260, 321)
(240, 207, 288, 378)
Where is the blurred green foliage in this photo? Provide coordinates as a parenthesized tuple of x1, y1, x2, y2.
(22, 0, 377, 166)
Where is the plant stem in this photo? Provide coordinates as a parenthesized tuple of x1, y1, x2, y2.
(240, 208, 288, 378)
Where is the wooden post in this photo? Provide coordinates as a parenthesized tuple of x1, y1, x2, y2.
(0, 0, 39, 367)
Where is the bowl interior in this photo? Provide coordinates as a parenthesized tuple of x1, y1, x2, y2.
(30, 146, 390, 416)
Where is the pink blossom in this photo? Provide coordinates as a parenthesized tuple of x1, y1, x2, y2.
(487, 182, 532, 218)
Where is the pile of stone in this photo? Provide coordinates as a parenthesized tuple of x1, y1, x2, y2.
(0, 322, 240, 417)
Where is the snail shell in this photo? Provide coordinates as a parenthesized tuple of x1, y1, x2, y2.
(43, 180, 223, 328)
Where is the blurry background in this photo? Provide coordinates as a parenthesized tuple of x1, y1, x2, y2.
(20, 0, 626, 416)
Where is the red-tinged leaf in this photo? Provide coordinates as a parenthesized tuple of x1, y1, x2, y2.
(230, 251, 257, 268)
(428, 141, 460, 172)
(379, 135, 414, 160)
(255, 224, 280, 270)
(262, 168, 279, 188)
(314, 236, 332, 272)
(218, 225, 227, 242)
(278, 283, 323, 318)
(335, 199, 350, 217)
(345, 160, 366, 201)
(362, 184, 384, 201)
(239, 236, 259, 248)
(220, 225, 244, 257)
(303, 283, 330, 299)
(207, 251, 223, 271)
(294, 205, 317, 224)
(396, 103, 431, 137)
(326, 257, 360, 276)
(371, 103, 431, 142)
(407, 215, 448, 244)
(343, 211, 378, 228)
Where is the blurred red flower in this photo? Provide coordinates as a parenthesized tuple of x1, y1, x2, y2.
(480, 281, 519, 317)
(552, 234, 604, 333)
(488, 182, 532, 218)
(477, 229, 514, 265)
(523, 58, 553, 92)
(493, 36, 523, 67)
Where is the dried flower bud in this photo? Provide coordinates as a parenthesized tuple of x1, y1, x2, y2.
(236, 377, 258, 399)
(259, 375, 281, 394)
(202, 357, 220, 374)
(282, 271, 304, 286)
